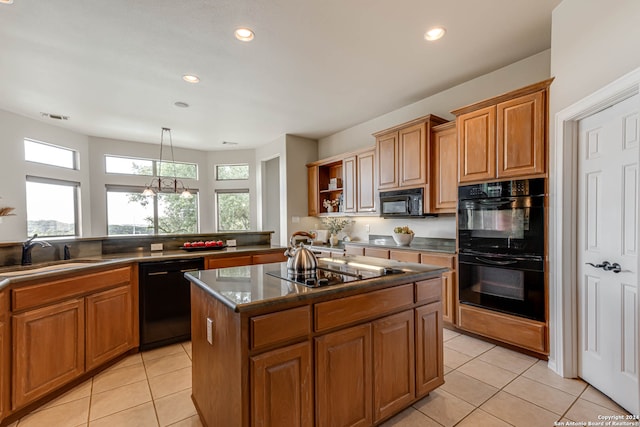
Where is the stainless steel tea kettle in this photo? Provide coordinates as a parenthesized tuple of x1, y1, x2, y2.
(284, 231, 318, 273)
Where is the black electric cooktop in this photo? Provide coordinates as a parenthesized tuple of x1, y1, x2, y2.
(265, 258, 404, 288)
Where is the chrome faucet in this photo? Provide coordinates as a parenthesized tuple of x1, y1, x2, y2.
(21, 233, 52, 265)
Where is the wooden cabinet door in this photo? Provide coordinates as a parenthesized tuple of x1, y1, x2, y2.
(441, 271, 456, 324)
(343, 155, 357, 213)
(307, 165, 319, 216)
(357, 149, 376, 212)
(432, 122, 457, 213)
(399, 123, 428, 188)
(497, 90, 545, 178)
(316, 323, 372, 427)
(376, 132, 398, 190)
(85, 285, 134, 371)
(415, 302, 444, 398)
(372, 311, 415, 423)
(0, 321, 4, 420)
(458, 106, 496, 183)
(251, 342, 312, 427)
(12, 299, 85, 409)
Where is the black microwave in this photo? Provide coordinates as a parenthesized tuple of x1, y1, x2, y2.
(380, 188, 431, 218)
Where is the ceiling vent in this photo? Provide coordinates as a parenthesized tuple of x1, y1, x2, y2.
(40, 112, 69, 120)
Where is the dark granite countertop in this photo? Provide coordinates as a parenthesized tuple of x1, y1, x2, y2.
(0, 245, 285, 288)
(312, 236, 456, 254)
(185, 255, 447, 313)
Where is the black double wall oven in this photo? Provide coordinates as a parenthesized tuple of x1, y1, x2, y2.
(457, 178, 546, 322)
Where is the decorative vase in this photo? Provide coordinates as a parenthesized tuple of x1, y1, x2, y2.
(329, 234, 339, 246)
(326, 206, 334, 213)
(392, 232, 414, 246)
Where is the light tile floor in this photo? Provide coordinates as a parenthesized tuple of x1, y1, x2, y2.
(7, 331, 634, 426)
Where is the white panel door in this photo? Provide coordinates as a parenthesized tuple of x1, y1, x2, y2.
(577, 93, 639, 414)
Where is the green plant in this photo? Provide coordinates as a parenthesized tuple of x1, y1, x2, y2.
(322, 217, 351, 234)
(393, 226, 413, 234)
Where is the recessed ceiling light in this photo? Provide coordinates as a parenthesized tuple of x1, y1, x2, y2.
(40, 112, 69, 120)
(0, 0, 14, 4)
(234, 28, 255, 42)
(174, 101, 190, 108)
(424, 26, 446, 41)
(182, 74, 200, 84)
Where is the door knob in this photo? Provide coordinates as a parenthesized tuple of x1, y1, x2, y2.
(585, 261, 622, 273)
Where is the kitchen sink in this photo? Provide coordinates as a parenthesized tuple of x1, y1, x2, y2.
(0, 260, 107, 277)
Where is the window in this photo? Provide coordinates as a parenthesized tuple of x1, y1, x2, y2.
(216, 164, 249, 180)
(105, 156, 153, 176)
(25, 139, 77, 169)
(26, 177, 78, 237)
(105, 155, 198, 179)
(106, 187, 199, 235)
(216, 190, 250, 231)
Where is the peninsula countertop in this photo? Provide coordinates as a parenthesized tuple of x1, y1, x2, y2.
(185, 255, 448, 313)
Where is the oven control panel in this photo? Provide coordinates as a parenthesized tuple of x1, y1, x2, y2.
(459, 178, 544, 199)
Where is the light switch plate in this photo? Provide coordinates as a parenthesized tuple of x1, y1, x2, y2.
(150, 243, 163, 251)
(206, 318, 214, 345)
(226, 239, 237, 247)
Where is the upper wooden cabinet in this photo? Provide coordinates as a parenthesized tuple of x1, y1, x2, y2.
(431, 121, 457, 213)
(307, 147, 376, 216)
(374, 115, 447, 192)
(343, 148, 377, 214)
(453, 78, 552, 184)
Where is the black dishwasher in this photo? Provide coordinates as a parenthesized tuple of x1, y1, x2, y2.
(139, 257, 204, 350)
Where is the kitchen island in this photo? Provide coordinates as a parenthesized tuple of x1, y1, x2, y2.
(185, 256, 447, 427)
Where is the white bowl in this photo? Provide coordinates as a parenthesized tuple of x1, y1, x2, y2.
(392, 232, 414, 246)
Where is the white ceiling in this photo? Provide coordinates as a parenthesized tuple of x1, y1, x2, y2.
(0, 0, 562, 150)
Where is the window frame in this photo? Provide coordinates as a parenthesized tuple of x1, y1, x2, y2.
(24, 138, 78, 170)
(105, 155, 198, 180)
(215, 188, 250, 232)
(26, 175, 80, 237)
(106, 185, 200, 236)
(215, 164, 250, 181)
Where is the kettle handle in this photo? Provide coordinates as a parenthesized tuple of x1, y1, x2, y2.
(289, 231, 314, 248)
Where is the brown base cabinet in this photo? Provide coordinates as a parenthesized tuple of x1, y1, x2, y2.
(251, 342, 313, 427)
(85, 285, 134, 371)
(191, 275, 444, 427)
(316, 324, 373, 427)
(12, 299, 85, 409)
(7, 266, 137, 415)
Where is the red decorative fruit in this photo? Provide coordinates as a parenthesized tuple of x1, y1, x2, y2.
(183, 242, 192, 247)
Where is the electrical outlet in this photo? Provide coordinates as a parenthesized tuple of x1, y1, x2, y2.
(226, 239, 237, 247)
(150, 243, 163, 251)
(206, 318, 214, 345)
(364, 224, 370, 233)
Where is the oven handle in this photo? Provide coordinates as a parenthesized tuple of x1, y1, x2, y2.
(474, 256, 518, 266)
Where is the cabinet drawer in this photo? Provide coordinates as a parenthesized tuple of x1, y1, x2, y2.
(344, 245, 364, 256)
(12, 267, 131, 312)
(420, 253, 456, 269)
(251, 306, 311, 351)
(458, 304, 547, 353)
(207, 256, 252, 269)
(315, 284, 413, 332)
(252, 252, 287, 265)
(364, 247, 390, 259)
(390, 250, 420, 263)
(415, 278, 442, 305)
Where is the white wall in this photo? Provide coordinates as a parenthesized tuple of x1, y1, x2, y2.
(207, 149, 257, 232)
(550, 0, 640, 116)
(0, 110, 91, 242)
(318, 50, 552, 159)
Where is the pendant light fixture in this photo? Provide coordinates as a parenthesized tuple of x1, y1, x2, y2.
(142, 128, 193, 198)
